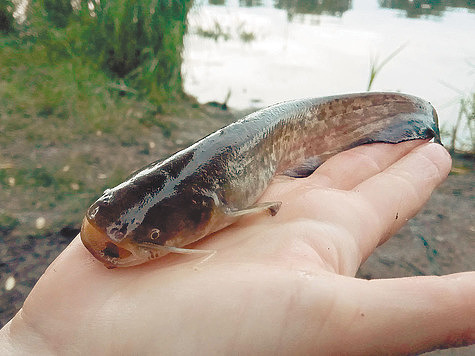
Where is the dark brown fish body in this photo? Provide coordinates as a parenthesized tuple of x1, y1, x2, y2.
(81, 92, 440, 268)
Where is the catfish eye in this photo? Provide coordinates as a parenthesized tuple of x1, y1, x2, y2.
(150, 229, 160, 240)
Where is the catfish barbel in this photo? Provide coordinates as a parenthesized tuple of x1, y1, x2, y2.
(81, 92, 440, 268)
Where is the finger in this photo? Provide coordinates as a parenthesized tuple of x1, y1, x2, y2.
(351, 142, 451, 259)
(313, 140, 427, 190)
(329, 272, 475, 355)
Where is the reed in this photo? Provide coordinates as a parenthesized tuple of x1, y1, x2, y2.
(366, 44, 406, 91)
(22, 0, 193, 107)
(450, 93, 474, 153)
(82, 0, 193, 105)
(0, 0, 14, 33)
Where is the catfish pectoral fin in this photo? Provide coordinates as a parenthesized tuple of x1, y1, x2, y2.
(283, 156, 323, 178)
(226, 201, 282, 217)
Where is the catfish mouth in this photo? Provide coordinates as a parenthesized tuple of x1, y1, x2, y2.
(80, 217, 161, 268)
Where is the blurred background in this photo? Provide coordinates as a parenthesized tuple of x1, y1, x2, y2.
(0, 1, 474, 352)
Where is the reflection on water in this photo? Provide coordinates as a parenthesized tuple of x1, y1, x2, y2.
(275, 0, 352, 18)
(240, 0, 264, 7)
(204, 0, 474, 18)
(379, 0, 475, 18)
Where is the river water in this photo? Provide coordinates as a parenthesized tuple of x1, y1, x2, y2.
(183, 0, 475, 149)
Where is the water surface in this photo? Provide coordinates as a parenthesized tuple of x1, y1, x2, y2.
(183, 0, 475, 148)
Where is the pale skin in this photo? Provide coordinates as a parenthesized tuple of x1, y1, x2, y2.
(1, 141, 474, 355)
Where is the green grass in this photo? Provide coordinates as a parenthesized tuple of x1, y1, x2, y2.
(0, 37, 166, 145)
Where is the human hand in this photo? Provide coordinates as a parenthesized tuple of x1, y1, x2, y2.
(1, 141, 473, 354)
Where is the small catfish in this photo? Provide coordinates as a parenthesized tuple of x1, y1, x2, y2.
(81, 92, 440, 268)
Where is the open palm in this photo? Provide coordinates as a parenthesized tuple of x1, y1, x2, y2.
(1, 141, 473, 355)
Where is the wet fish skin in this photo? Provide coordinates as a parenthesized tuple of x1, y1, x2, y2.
(81, 92, 440, 268)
